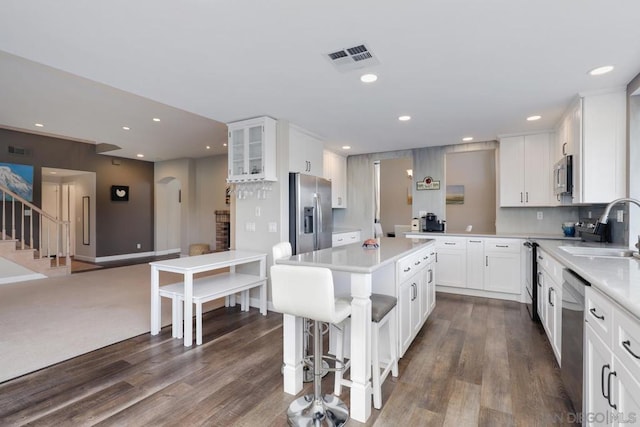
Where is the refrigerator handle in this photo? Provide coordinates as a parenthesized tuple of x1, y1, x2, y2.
(314, 193, 322, 250)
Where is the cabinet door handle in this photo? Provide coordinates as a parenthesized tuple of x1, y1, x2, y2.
(538, 254, 544, 260)
(520, 192, 523, 203)
(496, 244, 509, 248)
(537, 271, 543, 287)
(562, 142, 567, 155)
(548, 287, 554, 306)
(428, 269, 433, 284)
(404, 267, 411, 273)
(589, 307, 605, 321)
(444, 242, 456, 245)
(601, 364, 610, 402)
(485, 256, 488, 267)
(607, 370, 617, 410)
(525, 192, 529, 203)
(435, 253, 438, 263)
(414, 261, 421, 266)
(622, 340, 640, 359)
(469, 240, 481, 243)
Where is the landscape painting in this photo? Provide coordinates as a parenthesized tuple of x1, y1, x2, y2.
(446, 185, 464, 204)
(0, 162, 34, 202)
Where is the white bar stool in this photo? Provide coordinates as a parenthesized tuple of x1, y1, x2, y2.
(271, 264, 351, 426)
(333, 293, 399, 410)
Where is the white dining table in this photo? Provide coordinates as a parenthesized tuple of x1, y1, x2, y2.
(150, 250, 267, 347)
(275, 237, 430, 423)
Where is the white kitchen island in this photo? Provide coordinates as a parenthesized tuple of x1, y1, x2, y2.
(275, 236, 434, 422)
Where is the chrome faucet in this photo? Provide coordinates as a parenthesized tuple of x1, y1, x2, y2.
(596, 198, 640, 256)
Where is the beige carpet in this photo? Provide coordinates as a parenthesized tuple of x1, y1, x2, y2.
(0, 264, 186, 384)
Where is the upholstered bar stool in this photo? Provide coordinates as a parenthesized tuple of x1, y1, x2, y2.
(272, 241, 328, 383)
(271, 264, 351, 426)
(333, 293, 399, 410)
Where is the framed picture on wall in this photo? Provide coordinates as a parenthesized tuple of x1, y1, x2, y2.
(0, 162, 34, 201)
(111, 185, 129, 201)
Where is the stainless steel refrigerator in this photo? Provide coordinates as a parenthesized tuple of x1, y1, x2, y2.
(289, 172, 333, 254)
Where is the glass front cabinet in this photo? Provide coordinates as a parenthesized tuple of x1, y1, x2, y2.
(227, 116, 277, 182)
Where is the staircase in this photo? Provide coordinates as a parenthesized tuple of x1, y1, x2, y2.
(1, 184, 71, 279)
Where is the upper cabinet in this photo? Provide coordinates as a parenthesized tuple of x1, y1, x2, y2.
(289, 125, 324, 177)
(323, 150, 348, 208)
(499, 132, 553, 207)
(562, 89, 626, 204)
(227, 116, 277, 182)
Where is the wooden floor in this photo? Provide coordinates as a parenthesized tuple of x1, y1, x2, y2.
(0, 293, 576, 426)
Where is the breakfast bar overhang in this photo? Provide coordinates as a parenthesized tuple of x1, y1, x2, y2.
(275, 237, 433, 422)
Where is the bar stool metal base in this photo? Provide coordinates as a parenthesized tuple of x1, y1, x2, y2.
(287, 394, 349, 427)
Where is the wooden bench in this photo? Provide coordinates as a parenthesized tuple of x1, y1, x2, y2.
(159, 272, 267, 345)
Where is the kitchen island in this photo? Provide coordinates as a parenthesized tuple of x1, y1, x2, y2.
(275, 236, 434, 422)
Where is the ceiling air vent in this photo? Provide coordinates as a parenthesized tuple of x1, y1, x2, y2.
(326, 43, 379, 72)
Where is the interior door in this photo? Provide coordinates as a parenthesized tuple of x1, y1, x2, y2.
(41, 182, 60, 256)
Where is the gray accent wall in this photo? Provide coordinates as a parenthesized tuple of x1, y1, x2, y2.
(1, 128, 154, 258)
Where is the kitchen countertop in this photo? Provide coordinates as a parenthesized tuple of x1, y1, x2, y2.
(534, 239, 640, 319)
(276, 236, 434, 273)
(333, 227, 361, 234)
(405, 231, 581, 240)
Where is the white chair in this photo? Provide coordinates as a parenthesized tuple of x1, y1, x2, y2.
(333, 293, 399, 410)
(271, 264, 351, 426)
(272, 241, 292, 262)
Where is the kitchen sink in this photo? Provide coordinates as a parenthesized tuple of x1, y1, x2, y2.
(558, 246, 635, 258)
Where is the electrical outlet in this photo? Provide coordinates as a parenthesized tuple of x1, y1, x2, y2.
(136, 243, 141, 249)
(617, 210, 624, 223)
(255, 207, 261, 217)
(268, 222, 278, 232)
(537, 211, 543, 220)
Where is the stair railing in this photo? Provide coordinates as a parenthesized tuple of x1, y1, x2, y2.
(0, 184, 70, 266)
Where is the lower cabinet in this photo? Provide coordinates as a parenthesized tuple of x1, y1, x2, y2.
(537, 248, 563, 364)
(397, 245, 436, 357)
(484, 239, 522, 294)
(435, 237, 467, 288)
(584, 286, 640, 425)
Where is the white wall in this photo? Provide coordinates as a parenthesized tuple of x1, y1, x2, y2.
(379, 157, 413, 236)
(628, 73, 640, 249)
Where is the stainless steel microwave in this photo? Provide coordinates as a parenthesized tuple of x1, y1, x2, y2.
(554, 155, 573, 195)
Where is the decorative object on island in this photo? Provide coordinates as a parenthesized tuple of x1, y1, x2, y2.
(416, 176, 440, 190)
(110, 185, 129, 201)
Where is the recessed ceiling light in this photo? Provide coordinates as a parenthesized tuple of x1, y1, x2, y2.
(526, 115, 542, 121)
(34, 123, 44, 127)
(360, 73, 378, 83)
(223, 143, 228, 147)
(589, 65, 614, 76)
(398, 115, 411, 121)
(136, 154, 144, 158)
(342, 145, 351, 150)
(122, 126, 130, 130)
(462, 137, 473, 142)
(206, 145, 211, 150)
(152, 118, 161, 122)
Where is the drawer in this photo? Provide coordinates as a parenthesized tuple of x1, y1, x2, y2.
(332, 231, 361, 247)
(585, 287, 614, 346)
(397, 247, 429, 283)
(484, 238, 520, 253)
(537, 249, 563, 284)
(614, 306, 640, 377)
(436, 236, 467, 249)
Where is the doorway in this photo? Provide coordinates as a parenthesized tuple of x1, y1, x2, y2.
(376, 157, 413, 237)
(444, 150, 496, 234)
(41, 167, 96, 260)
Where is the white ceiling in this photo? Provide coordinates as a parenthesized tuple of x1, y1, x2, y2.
(1, 1, 640, 162)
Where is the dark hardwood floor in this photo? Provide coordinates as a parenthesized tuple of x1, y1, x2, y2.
(0, 293, 576, 426)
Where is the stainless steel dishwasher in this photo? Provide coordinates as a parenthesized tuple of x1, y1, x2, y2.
(561, 268, 590, 415)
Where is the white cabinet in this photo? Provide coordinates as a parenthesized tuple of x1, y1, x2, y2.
(499, 133, 553, 207)
(466, 239, 485, 290)
(557, 90, 626, 204)
(289, 125, 324, 177)
(584, 286, 640, 425)
(397, 244, 436, 357)
(227, 116, 277, 182)
(484, 239, 522, 295)
(537, 248, 562, 364)
(323, 150, 348, 208)
(332, 230, 361, 247)
(435, 237, 467, 288)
